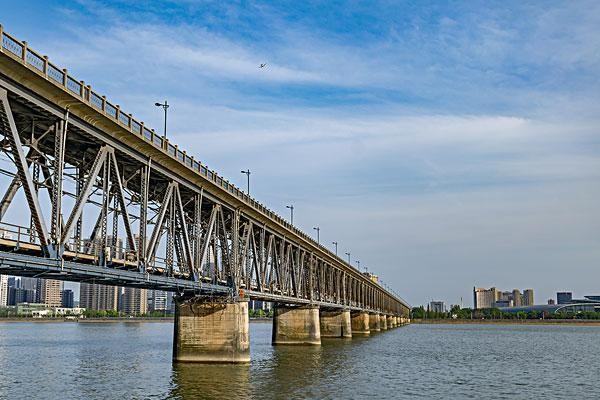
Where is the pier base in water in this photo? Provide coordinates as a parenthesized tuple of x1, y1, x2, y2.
(272, 304, 321, 345)
(320, 309, 352, 338)
(351, 311, 370, 335)
(369, 312, 381, 332)
(173, 297, 250, 363)
(380, 314, 388, 330)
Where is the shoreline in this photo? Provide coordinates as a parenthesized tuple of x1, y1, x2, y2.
(413, 319, 600, 326)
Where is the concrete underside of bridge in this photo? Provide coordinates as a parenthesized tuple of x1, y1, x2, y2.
(173, 297, 250, 363)
(351, 311, 370, 335)
(319, 309, 352, 338)
(380, 314, 388, 330)
(369, 313, 381, 332)
(272, 304, 321, 345)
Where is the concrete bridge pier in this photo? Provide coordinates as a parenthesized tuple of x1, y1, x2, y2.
(369, 312, 381, 332)
(319, 309, 352, 338)
(380, 314, 388, 330)
(272, 304, 321, 345)
(387, 315, 395, 328)
(351, 311, 370, 335)
(173, 296, 250, 363)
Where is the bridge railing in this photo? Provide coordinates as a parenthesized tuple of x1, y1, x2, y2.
(0, 221, 35, 246)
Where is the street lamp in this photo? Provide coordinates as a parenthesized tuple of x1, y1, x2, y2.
(345, 252, 351, 264)
(286, 205, 294, 225)
(154, 100, 169, 139)
(332, 241, 338, 256)
(313, 227, 320, 244)
(355, 260, 361, 271)
(240, 169, 251, 194)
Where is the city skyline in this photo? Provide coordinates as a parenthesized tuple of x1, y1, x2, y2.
(1, 1, 599, 306)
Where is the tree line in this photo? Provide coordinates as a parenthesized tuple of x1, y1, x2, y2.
(412, 305, 600, 320)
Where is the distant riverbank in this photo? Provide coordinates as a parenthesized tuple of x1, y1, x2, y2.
(0, 317, 174, 323)
(413, 318, 600, 326)
(0, 316, 274, 323)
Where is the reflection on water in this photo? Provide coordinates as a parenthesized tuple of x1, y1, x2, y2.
(1, 321, 600, 399)
(169, 363, 250, 400)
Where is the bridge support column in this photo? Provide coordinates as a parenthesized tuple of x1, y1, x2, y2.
(369, 313, 381, 332)
(173, 296, 250, 363)
(272, 304, 321, 345)
(351, 311, 370, 335)
(380, 314, 388, 330)
(319, 309, 352, 338)
(387, 315, 394, 328)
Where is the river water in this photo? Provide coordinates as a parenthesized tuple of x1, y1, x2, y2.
(0, 321, 599, 399)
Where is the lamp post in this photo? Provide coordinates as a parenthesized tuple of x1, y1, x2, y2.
(240, 169, 251, 194)
(286, 205, 294, 225)
(313, 226, 320, 244)
(345, 252, 351, 264)
(332, 241, 338, 256)
(154, 101, 169, 139)
(355, 260, 361, 271)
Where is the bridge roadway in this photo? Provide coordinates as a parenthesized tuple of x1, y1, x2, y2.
(0, 25, 410, 362)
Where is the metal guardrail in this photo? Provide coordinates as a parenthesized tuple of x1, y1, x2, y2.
(0, 25, 409, 309)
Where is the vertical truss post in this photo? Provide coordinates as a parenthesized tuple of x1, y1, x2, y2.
(51, 110, 68, 255)
(99, 153, 110, 266)
(166, 193, 175, 275)
(138, 163, 149, 272)
(30, 160, 40, 243)
(192, 189, 203, 280)
(231, 209, 240, 294)
(74, 165, 84, 252)
(111, 191, 119, 259)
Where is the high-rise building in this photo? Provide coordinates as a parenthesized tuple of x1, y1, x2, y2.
(430, 301, 445, 313)
(121, 287, 147, 315)
(7, 276, 16, 288)
(61, 289, 75, 308)
(148, 290, 168, 312)
(0, 275, 8, 306)
(522, 289, 534, 306)
(8, 287, 35, 305)
(80, 283, 119, 311)
(473, 287, 501, 309)
(20, 277, 38, 292)
(512, 289, 522, 306)
(557, 292, 572, 305)
(37, 279, 63, 307)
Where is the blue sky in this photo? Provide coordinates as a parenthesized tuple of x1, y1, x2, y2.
(2, 1, 600, 306)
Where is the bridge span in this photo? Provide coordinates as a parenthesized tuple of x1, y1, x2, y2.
(0, 25, 409, 362)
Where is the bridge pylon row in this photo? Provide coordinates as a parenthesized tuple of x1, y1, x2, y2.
(172, 295, 410, 363)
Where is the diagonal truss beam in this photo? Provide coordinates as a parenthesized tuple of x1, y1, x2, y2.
(173, 183, 193, 275)
(60, 146, 109, 246)
(0, 88, 49, 247)
(109, 151, 136, 254)
(145, 182, 174, 262)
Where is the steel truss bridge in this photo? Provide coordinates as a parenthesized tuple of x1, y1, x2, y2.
(0, 25, 409, 317)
